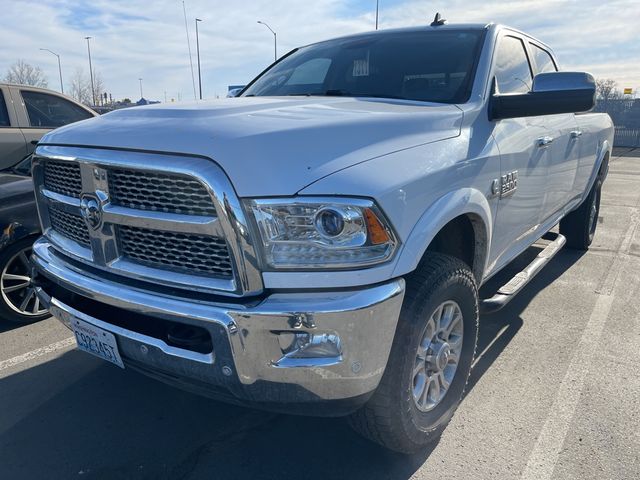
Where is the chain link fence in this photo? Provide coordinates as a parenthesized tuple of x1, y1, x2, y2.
(593, 98, 640, 147)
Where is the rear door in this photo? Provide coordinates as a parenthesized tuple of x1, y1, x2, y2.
(0, 86, 28, 171)
(489, 33, 552, 269)
(12, 87, 94, 155)
(528, 42, 580, 219)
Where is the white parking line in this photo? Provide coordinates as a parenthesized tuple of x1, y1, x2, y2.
(520, 294, 614, 480)
(0, 337, 75, 372)
(521, 209, 638, 480)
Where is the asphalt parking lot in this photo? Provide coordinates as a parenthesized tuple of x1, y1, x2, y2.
(1, 149, 639, 480)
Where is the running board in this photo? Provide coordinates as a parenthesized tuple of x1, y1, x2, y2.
(480, 232, 566, 314)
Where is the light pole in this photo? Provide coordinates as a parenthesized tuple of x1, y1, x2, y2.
(138, 78, 144, 99)
(195, 18, 203, 99)
(375, 0, 379, 30)
(84, 36, 95, 106)
(257, 21, 277, 63)
(40, 48, 64, 94)
(182, 1, 197, 100)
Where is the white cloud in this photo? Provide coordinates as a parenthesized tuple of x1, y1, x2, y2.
(1, 0, 638, 101)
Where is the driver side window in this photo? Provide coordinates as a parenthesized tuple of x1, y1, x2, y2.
(285, 58, 331, 86)
(21, 90, 92, 128)
(494, 36, 533, 94)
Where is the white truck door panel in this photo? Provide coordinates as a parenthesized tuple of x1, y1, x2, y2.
(543, 112, 579, 218)
(490, 117, 549, 268)
(487, 34, 550, 271)
(526, 44, 580, 220)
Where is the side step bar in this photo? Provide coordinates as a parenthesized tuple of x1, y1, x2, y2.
(480, 232, 566, 314)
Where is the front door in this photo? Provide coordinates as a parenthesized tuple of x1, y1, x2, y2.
(0, 87, 28, 170)
(488, 34, 552, 272)
(11, 87, 94, 155)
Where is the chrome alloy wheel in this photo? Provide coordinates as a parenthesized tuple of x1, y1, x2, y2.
(0, 247, 46, 317)
(412, 301, 464, 412)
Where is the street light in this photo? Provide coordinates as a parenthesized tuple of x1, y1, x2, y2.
(40, 48, 64, 94)
(257, 21, 277, 63)
(84, 36, 95, 106)
(195, 18, 203, 99)
(138, 78, 144, 99)
(375, 0, 379, 30)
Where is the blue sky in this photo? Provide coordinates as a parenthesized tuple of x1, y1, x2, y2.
(1, 0, 638, 101)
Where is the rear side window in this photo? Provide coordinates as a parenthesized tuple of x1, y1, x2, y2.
(21, 90, 92, 128)
(494, 36, 533, 94)
(0, 90, 10, 127)
(530, 44, 557, 73)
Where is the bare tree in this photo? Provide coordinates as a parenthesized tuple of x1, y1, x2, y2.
(69, 67, 92, 105)
(596, 78, 622, 102)
(93, 71, 106, 105)
(4, 59, 48, 87)
(69, 67, 108, 106)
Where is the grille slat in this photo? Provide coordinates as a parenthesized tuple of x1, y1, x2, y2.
(49, 205, 91, 247)
(119, 226, 233, 278)
(42, 160, 233, 281)
(108, 169, 217, 216)
(44, 161, 82, 198)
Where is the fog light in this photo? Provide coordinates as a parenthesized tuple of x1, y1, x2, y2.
(279, 332, 342, 359)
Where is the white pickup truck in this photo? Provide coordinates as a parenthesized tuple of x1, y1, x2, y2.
(31, 21, 613, 453)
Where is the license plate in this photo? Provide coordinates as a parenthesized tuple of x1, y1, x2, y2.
(71, 317, 124, 369)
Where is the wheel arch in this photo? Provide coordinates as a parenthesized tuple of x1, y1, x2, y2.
(1, 222, 40, 252)
(392, 188, 492, 283)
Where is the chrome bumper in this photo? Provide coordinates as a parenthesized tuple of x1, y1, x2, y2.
(32, 239, 405, 408)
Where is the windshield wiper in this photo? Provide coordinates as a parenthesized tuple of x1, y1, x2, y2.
(352, 93, 409, 100)
(311, 90, 409, 100)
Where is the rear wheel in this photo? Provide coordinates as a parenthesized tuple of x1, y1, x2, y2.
(0, 238, 49, 324)
(348, 253, 478, 453)
(560, 177, 602, 250)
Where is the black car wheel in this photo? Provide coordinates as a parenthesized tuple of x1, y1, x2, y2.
(0, 238, 49, 323)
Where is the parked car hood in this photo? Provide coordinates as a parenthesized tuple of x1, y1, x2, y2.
(40, 97, 463, 196)
(0, 174, 37, 234)
(0, 174, 33, 199)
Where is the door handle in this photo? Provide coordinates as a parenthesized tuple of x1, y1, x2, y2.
(537, 136, 554, 147)
(570, 130, 582, 138)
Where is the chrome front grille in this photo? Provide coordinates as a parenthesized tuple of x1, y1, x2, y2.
(109, 169, 216, 216)
(33, 146, 264, 296)
(48, 205, 91, 247)
(44, 161, 82, 198)
(119, 226, 233, 278)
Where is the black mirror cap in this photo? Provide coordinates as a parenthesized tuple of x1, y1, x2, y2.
(490, 71, 596, 120)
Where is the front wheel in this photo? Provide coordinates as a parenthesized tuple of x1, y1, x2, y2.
(348, 253, 479, 453)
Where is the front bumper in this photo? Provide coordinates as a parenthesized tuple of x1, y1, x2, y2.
(32, 239, 405, 415)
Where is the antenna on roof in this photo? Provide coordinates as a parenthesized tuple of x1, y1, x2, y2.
(431, 12, 446, 26)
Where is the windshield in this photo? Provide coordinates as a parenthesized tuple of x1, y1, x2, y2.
(243, 29, 484, 104)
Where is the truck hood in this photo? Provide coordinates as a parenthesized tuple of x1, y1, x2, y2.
(40, 97, 462, 196)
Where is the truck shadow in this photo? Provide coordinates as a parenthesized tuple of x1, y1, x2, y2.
(0, 250, 584, 480)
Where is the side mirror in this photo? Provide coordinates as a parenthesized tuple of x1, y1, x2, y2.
(490, 72, 596, 120)
(226, 87, 246, 98)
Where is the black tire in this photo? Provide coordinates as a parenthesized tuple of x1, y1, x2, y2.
(560, 177, 602, 250)
(0, 237, 49, 324)
(348, 253, 479, 454)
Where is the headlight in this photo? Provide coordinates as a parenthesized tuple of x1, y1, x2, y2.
(245, 197, 397, 270)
